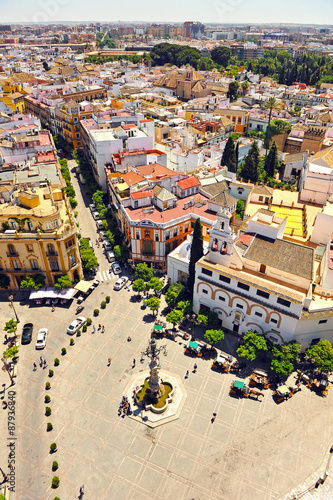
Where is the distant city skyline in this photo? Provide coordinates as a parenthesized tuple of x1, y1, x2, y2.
(2, 0, 333, 25)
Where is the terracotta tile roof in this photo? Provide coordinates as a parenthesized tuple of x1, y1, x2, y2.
(122, 124, 136, 130)
(252, 185, 274, 195)
(121, 171, 144, 186)
(176, 176, 201, 190)
(137, 164, 182, 181)
(313, 146, 333, 169)
(209, 191, 237, 209)
(131, 190, 153, 200)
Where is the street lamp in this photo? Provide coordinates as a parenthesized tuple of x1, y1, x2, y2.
(8, 295, 20, 324)
(186, 313, 196, 338)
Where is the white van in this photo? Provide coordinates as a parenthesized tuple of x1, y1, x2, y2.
(96, 220, 104, 229)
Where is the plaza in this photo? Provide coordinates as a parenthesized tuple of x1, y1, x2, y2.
(2, 281, 332, 500)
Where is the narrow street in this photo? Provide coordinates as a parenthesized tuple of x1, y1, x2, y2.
(68, 159, 116, 283)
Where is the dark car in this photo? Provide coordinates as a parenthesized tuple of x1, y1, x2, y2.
(21, 323, 33, 344)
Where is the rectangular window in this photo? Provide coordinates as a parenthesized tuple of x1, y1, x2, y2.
(27, 220, 34, 231)
(166, 232, 170, 241)
(50, 260, 59, 271)
(277, 297, 291, 308)
(45, 221, 52, 230)
(65, 239, 74, 249)
(271, 318, 278, 324)
(219, 275, 231, 284)
(173, 228, 177, 237)
(319, 319, 327, 324)
(70, 253, 76, 267)
(155, 234, 159, 242)
(236, 303, 244, 309)
(237, 282, 250, 291)
(12, 259, 20, 270)
(219, 296, 225, 302)
(202, 268, 212, 277)
(202, 289, 208, 294)
(10, 221, 17, 230)
(26, 244, 33, 252)
(259, 196, 263, 201)
(185, 224, 189, 232)
(30, 259, 38, 270)
(136, 232, 140, 239)
(257, 289, 270, 299)
(255, 312, 262, 317)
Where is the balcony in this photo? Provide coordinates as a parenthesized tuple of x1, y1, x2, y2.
(7, 252, 19, 257)
(46, 252, 58, 257)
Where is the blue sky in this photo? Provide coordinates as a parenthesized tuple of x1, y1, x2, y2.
(2, 0, 333, 25)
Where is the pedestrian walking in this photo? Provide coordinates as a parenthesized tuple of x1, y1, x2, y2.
(98, 324, 101, 330)
(193, 363, 197, 372)
(4, 334, 8, 342)
(132, 358, 136, 367)
(39, 356, 43, 367)
(185, 370, 189, 378)
(43, 360, 47, 369)
(211, 412, 217, 423)
(102, 325, 105, 333)
(79, 484, 84, 497)
(92, 325, 95, 333)
(108, 358, 111, 366)
(51, 305, 55, 312)
(33, 362, 37, 371)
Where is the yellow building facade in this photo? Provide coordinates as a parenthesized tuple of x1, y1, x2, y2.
(0, 185, 83, 290)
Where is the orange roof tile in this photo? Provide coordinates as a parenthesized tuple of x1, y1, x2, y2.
(131, 190, 153, 200)
(176, 176, 200, 190)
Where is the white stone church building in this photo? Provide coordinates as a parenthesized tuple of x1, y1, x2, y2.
(192, 202, 333, 349)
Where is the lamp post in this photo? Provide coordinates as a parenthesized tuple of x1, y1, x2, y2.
(8, 295, 20, 324)
(186, 313, 197, 338)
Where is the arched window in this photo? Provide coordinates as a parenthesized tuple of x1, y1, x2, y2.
(221, 222, 224, 231)
(212, 238, 218, 252)
(47, 244, 55, 255)
(221, 242, 227, 255)
(53, 219, 58, 228)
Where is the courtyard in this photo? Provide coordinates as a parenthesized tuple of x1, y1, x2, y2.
(3, 280, 331, 500)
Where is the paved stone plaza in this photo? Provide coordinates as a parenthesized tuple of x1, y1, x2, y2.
(2, 281, 331, 500)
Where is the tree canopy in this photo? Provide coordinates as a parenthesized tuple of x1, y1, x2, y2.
(132, 278, 146, 295)
(150, 43, 202, 68)
(80, 239, 98, 270)
(147, 297, 160, 316)
(240, 141, 260, 182)
(4, 319, 18, 334)
(165, 282, 184, 307)
(166, 309, 183, 328)
(204, 329, 224, 345)
(266, 141, 279, 178)
(54, 274, 72, 290)
(188, 219, 203, 300)
(20, 274, 45, 290)
(306, 340, 333, 372)
(221, 136, 237, 173)
(135, 263, 153, 282)
(210, 46, 231, 67)
(236, 330, 268, 361)
(148, 277, 164, 295)
(227, 81, 239, 102)
(270, 341, 301, 376)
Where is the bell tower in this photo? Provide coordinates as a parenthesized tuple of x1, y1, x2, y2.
(208, 209, 237, 266)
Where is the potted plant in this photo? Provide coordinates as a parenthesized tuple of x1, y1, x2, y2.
(45, 406, 51, 416)
(101, 301, 106, 309)
(106, 296, 110, 303)
(76, 329, 81, 337)
(51, 476, 59, 488)
(61, 347, 67, 355)
(52, 461, 58, 471)
(86, 318, 92, 326)
(54, 358, 60, 366)
(49, 369, 54, 377)
(45, 382, 51, 390)
(47, 422, 53, 432)
(70, 338, 75, 346)
(50, 442, 57, 453)
(94, 309, 99, 316)
(82, 324, 87, 332)
(45, 395, 51, 403)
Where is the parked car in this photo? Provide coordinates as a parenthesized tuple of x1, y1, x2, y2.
(92, 211, 100, 220)
(89, 203, 96, 213)
(110, 261, 121, 275)
(21, 323, 33, 344)
(99, 230, 107, 238)
(104, 240, 112, 251)
(114, 276, 129, 290)
(96, 220, 104, 229)
(88, 239, 93, 250)
(67, 316, 86, 335)
(106, 251, 115, 263)
(35, 328, 48, 349)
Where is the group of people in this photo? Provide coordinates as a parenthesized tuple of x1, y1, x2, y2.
(98, 324, 105, 333)
(118, 396, 131, 416)
(33, 357, 47, 371)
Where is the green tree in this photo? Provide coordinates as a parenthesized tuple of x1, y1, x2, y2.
(221, 137, 237, 173)
(240, 141, 260, 182)
(236, 330, 268, 361)
(54, 274, 71, 290)
(270, 341, 301, 376)
(227, 81, 239, 102)
(262, 97, 281, 159)
(236, 199, 245, 219)
(176, 300, 193, 314)
(306, 340, 333, 372)
(166, 309, 184, 330)
(135, 263, 153, 282)
(196, 313, 208, 326)
(188, 219, 203, 300)
(42, 60, 50, 71)
(20, 274, 45, 290)
(148, 277, 164, 295)
(204, 329, 224, 345)
(3, 345, 19, 359)
(4, 319, 18, 334)
(105, 230, 115, 246)
(165, 282, 184, 308)
(241, 80, 249, 95)
(132, 278, 146, 295)
(211, 46, 231, 67)
(80, 239, 98, 270)
(92, 190, 104, 206)
(266, 141, 279, 177)
(147, 296, 160, 316)
(0, 274, 10, 289)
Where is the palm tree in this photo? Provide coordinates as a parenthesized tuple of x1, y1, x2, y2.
(262, 97, 282, 164)
(241, 81, 249, 95)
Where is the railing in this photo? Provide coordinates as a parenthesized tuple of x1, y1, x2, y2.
(6, 252, 19, 257)
(46, 252, 58, 257)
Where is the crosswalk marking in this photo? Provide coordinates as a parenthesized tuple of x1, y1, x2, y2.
(98, 270, 115, 282)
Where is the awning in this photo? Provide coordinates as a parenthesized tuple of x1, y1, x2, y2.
(234, 380, 244, 389)
(74, 280, 92, 294)
(189, 341, 198, 349)
(216, 356, 226, 364)
(29, 287, 76, 301)
(154, 325, 163, 331)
